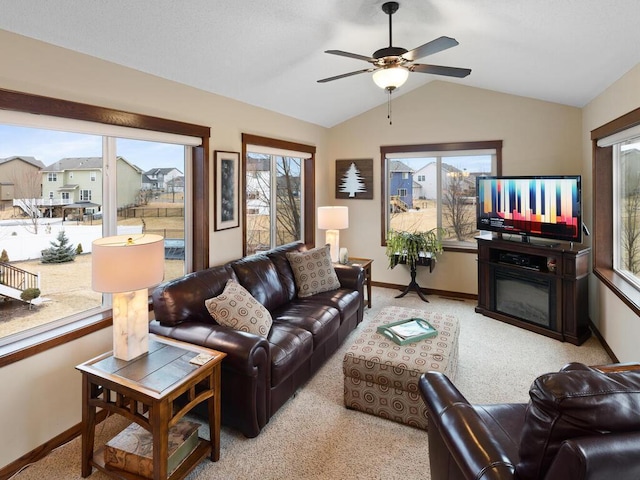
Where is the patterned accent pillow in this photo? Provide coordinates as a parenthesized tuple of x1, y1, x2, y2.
(286, 245, 341, 298)
(204, 280, 272, 337)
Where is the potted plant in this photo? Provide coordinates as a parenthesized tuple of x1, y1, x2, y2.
(385, 228, 444, 269)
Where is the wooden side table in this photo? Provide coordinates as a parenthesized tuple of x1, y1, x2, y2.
(76, 334, 226, 480)
(347, 257, 373, 308)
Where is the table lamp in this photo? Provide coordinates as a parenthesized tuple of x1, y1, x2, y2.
(92, 234, 165, 361)
(317, 206, 349, 262)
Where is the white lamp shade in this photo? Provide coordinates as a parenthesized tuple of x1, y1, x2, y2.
(92, 234, 165, 293)
(373, 67, 409, 90)
(317, 206, 349, 230)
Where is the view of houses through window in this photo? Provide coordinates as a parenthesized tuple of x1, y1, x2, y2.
(0, 124, 187, 342)
(384, 142, 500, 247)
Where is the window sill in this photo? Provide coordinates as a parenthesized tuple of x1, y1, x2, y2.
(0, 312, 112, 368)
(593, 267, 640, 317)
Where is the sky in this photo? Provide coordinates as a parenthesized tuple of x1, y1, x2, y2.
(396, 155, 493, 173)
(0, 124, 184, 171)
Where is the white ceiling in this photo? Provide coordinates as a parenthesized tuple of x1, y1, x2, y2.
(1, 1, 640, 128)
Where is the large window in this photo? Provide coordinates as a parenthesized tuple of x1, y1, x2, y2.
(0, 88, 209, 365)
(0, 123, 190, 342)
(594, 113, 640, 312)
(381, 141, 502, 248)
(242, 134, 315, 256)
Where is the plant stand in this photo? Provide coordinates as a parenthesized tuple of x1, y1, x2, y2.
(394, 255, 434, 303)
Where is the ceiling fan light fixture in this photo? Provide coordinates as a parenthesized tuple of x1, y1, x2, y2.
(372, 66, 409, 91)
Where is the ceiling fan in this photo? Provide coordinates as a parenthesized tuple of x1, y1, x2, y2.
(318, 1, 471, 91)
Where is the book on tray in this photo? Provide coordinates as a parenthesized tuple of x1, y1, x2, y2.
(376, 317, 438, 345)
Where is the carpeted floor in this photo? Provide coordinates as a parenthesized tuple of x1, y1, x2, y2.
(12, 287, 611, 479)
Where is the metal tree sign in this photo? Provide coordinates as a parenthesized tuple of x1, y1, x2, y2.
(339, 162, 367, 197)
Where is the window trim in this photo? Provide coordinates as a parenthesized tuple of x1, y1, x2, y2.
(0, 87, 210, 367)
(380, 140, 503, 249)
(591, 106, 640, 315)
(241, 133, 316, 256)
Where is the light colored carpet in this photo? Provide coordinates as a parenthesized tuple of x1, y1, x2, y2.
(12, 287, 611, 480)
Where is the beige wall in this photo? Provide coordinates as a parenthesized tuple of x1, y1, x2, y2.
(0, 30, 327, 470)
(325, 81, 583, 293)
(581, 63, 640, 362)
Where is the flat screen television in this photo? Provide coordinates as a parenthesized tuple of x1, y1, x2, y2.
(476, 175, 582, 243)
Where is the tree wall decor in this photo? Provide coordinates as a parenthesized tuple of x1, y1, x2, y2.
(335, 159, 373, 199)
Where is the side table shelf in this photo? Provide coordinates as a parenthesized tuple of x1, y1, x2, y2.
(76, 335, 226, 480)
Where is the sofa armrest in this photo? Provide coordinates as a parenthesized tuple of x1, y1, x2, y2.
(544, 432, 640, 480)
(419, 372, 517, 480)
(149, 320, 270, 377)
(333, 263, 364, 291)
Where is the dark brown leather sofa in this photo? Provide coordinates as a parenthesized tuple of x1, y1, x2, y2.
(419, 363, 640, 480)
(149, 241, 364, 438)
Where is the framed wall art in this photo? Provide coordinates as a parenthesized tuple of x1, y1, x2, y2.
(214, 150, 240, 231)
(335, 158, 374, 199)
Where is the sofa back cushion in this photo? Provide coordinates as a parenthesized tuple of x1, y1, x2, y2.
(516, 363, 640, 480)
(266, 241, 307, 302)
(152, 264, 237, 327)
(230, 254, 289, 311)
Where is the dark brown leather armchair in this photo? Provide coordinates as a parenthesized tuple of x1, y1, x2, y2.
(419, 363, 640, 480)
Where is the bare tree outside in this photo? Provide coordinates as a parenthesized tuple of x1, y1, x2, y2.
(442, 171, 476, 241)
(620, 152, 640, 274)
(275, 157, 301, 245)
(10, 168, 43, 234)
(245, 153, 302, 255)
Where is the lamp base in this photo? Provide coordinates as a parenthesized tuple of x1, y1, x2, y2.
(112, 288, 149, 361)
(325, 229, 340, 263)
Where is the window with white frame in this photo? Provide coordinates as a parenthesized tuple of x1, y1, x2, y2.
(598, 127, 640, 290)
(0, 114, 195, 345)
(242, 134, 315, 257)
(382, 141, 502, 247)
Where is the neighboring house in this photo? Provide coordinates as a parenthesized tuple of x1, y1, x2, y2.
(143, 167, 182, 191)
(166, 175, 185, 194)
(388, 160, 414, 211)
(0, 156, 45, 210)
(246, 156, 270, 215)
(414, 162, 476, 200)
(41, 156, 142, 213)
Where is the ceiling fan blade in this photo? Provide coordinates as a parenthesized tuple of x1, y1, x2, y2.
(402, 36, 459, 62)
(317, 68, 376, 83)
(410, 63, 471, 78)
(325, 50, 377, 63)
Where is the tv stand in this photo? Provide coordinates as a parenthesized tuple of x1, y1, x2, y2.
(475, 236, 590, 345)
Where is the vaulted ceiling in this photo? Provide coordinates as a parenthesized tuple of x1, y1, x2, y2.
(2, 1, 640, 127)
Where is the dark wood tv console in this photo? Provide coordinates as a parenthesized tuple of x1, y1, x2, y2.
(475, 236, 591, 345)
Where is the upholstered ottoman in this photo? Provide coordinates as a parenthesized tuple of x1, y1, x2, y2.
(343, 305, 459, 429)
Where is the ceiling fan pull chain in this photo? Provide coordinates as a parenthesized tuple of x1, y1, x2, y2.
(387, 90, 393, 125)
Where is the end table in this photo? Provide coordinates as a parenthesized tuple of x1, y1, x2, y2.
(76, 334, 226, 480)
(346, 257, 373, 308)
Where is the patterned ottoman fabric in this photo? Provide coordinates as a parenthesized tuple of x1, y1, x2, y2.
(343, 306, 460, 430)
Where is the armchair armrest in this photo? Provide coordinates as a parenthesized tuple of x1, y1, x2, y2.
(419, 372, 517, 480)
(544, 432, 640, 479)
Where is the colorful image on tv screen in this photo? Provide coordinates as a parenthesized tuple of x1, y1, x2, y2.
(477, 177, 580, 241)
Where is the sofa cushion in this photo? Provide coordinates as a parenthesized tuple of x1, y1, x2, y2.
(286, 245, 340, 297)
(266, 241, 307, 302)
(268, 323, 314, 387)
(272, 303, 340, 349)
(205, 280, 273, 337)
(230, 254, 289, 312)
(516, 363, 640, 480)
